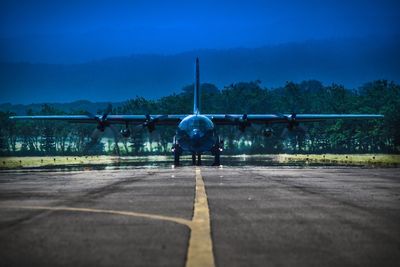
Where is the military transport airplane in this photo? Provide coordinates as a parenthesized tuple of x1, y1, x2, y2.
(10, 58, 383, 166)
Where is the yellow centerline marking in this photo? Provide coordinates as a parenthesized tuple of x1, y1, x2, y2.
(0, 167, 215, 267)
(186, 167, 215, 267)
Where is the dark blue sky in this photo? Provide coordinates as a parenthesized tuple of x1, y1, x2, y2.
(1, 0, 399, 63)
(0, 0, 399, 104)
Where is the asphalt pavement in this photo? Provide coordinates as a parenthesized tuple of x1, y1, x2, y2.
(0, 166, 399, 267)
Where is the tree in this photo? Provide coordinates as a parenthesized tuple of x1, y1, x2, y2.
(2, 80, 400, 155)
(40, 126, 56, 153)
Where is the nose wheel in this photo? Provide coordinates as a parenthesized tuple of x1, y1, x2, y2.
(192, 153, 202, 166)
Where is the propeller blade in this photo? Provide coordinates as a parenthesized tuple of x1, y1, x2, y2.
(141, 114, 168, 132)
(298, 124, 307, 134)
(109, 125, 120, 139)
(84, 104, 116, 154)
(225, 114, 250, 131)
(91, 128, 102, 142)
(85, 112, 101, 123)
(83, 129, 103, 155)
(101, 103, 112, 121)
(109, 125, 120, 156)
(281, 127, 289, 138)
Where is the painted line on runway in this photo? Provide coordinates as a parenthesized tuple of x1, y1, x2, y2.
(0, 205, 192, 227)
(185, 167, 215, 267)
(1, 167, 215, 267)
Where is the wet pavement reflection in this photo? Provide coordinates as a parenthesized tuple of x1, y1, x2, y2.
(0, 155, 382, 173)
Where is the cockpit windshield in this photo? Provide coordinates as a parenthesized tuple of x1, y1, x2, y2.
(179, 115, 214, 132)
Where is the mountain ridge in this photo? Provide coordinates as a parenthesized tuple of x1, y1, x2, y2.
(1, 36, 399, 104)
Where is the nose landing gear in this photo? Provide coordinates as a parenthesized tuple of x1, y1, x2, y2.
(191, 153, 202, 166)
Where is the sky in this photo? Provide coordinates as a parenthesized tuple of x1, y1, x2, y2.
(1, 0, 399, 63)
(0, 0, 399, 104)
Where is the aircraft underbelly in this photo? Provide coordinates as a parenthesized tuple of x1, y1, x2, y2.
(178, 136, 215, 153)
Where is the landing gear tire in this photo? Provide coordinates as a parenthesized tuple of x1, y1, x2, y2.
(212, 136, 223, 166)
(212, 152, 220, 166)
(197, 153, 202, 166)
(192, 153, 196, 165)
(174, 149, 180, 166)
(172, 144, 182, 167)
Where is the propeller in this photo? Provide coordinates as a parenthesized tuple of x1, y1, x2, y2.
(120, 121, 131, 138)
(261, 128, 274, 137)
(84, 104, 120, 156)
(276, 113, 307, 138)
(140, 114, 168, 133)
(225, 114, 251, 132)
(276, 112, 297, 129)
(85, 103, 112, 131)
(117, 114, 168, 145)
(120, 128, 131, 138)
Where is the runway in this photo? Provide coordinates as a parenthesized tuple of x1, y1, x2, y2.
(0, 166, 399, 267)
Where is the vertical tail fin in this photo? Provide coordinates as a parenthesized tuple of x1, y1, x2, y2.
(193, 57, 200, 114)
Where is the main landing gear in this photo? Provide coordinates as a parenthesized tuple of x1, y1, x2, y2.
(172, 136, 223, 166)
(172, 136, 182, 166)
(191, 153, 202, 166)
(173, 145, 182, 166)
(211, 137, 223, 166)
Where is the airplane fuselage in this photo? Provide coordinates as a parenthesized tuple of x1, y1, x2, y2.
(176, 114, 217, 153)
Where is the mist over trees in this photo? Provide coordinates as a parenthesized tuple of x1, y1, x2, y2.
(0, 79, 399, 156)
(2, 36, 400, 104)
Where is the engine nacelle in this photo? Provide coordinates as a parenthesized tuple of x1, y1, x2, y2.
(262, 128, 274, 137)
(120, 128, 131, 138)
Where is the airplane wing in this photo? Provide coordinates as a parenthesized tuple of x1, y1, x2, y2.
(207, 114, 384, 125)
(9, 114, 186, 126)
(10, 113, 383, 126)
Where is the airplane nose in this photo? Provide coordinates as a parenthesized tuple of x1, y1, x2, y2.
(190, 129, 204, 140)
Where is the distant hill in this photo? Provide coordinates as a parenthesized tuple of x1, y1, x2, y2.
(1, 35, 399, 104)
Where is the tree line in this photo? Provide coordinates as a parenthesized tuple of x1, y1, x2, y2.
(0, 79, 399, 156)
